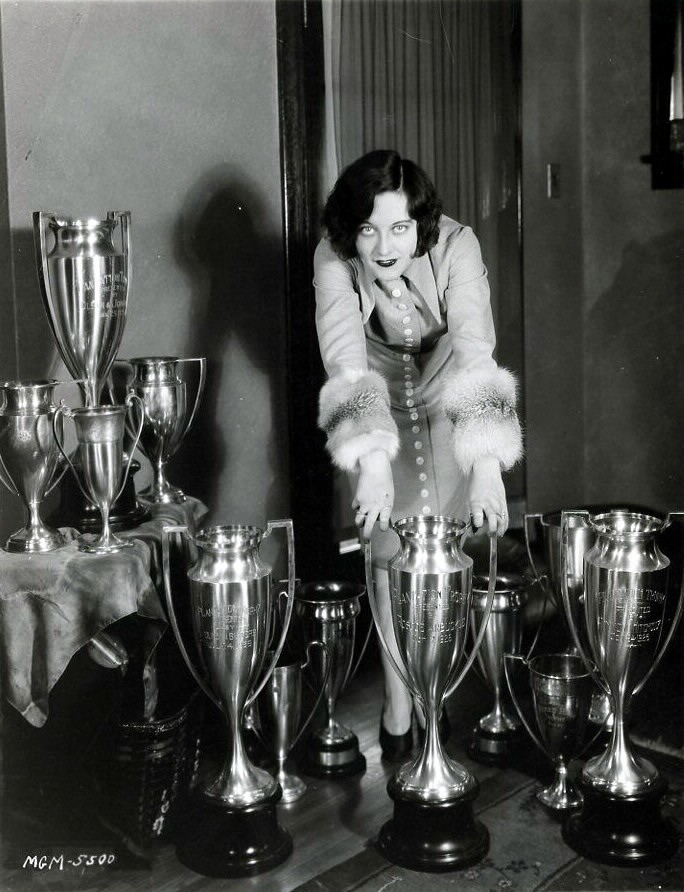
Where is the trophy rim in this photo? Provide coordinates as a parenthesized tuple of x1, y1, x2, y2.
(194, 523, 265, 550)
(1, 378, 59, 391)
(41, 211, 131, 229)
(294, 580, 366, 605)
(129, 355, 181, 365)
(528, 652, 592, 681)
(472, 573, 528, 611)
(391, 514, 468, 540)
(589, 509, 668, 537)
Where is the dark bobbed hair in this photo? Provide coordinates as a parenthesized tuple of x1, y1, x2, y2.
(322, 149, 442, 260)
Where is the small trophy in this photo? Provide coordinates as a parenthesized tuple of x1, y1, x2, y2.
(0, 380, 67, 552)
(505, 652, 592, 810)
(126, 356, 206, 504)
(560, 509, 683, 865)
(161, 521, 296, 877)
(53, 396, 144, 553)
(293, 581, 370, 778)
(365, 516, 498, 872)
(468, 574, 528, 764)
(255, 642, 328, 803)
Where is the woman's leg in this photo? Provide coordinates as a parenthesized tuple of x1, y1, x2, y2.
(373, 565, 412, 734)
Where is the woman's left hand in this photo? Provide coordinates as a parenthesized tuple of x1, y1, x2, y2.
(468, 456, 508, 536)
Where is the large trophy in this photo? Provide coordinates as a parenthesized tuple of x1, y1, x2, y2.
(468, 573, 528, 765)
(293, 581, 370, 778)
(53, 396, 144, 553)
(364, 516, 497, 872)
(126, 356, 206, 504)
(505, 652, 592, 810)
(560, 509, 683, 865)
(161, 521, 296, 877)
(34, 212, 131, 408)
(0, 380, 67, 552)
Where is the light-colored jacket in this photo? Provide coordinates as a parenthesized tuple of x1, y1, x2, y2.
(314, 215, 522, 476)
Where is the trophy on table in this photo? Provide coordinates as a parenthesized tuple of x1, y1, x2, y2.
(0, 380, 67, 552)
(33, 211, 146, 530)
(292, 580, 370, 778)
(505, 652, 592, 811)
(468, 573, 528, 765)
(53, 395, 144, 554)
(161, 520, 296, 877)
(560, 508, 683, 865)
(125, 355, 206, 504)
(364, 516, 498, 872)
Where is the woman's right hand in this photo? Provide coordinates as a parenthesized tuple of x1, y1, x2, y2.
(353, 450, 394, 540)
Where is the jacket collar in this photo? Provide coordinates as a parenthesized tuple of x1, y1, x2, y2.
(356, 252, 442, 324)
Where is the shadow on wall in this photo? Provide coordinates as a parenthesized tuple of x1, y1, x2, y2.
(585, 228, 684, 512)
(170, 169, 286, 517)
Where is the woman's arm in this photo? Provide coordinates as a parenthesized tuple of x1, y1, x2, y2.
(438, 224, 523, 532)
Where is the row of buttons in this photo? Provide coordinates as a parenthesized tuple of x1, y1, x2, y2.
(393, 285, 431, 515)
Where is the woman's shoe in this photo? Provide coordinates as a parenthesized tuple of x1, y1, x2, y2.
(415, 709, 451, 746)
(379, 720, 413, 762)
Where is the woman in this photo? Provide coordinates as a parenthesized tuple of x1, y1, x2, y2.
(314, 150, 522, 760)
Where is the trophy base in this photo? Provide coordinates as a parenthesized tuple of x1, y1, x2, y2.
(5, 527, 67, 554)
(468, 725, 522, 766)
(377, 778, 489, 872)
(173, 788, 292, 878)
(302, 731, 366, 778)
(562, 776, 679, 866)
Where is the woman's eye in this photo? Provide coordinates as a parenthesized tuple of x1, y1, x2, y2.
(358, 225, 374, 235)
(393, 224, 407, 233)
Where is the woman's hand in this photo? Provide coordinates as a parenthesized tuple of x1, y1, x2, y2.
(468, 456, 508, 536)
(353, 449, 394, 540)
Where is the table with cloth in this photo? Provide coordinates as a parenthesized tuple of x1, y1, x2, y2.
(0, 496, 208, 864)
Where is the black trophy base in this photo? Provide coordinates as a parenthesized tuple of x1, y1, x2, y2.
(377, 778, 489, 872)
(302, 732, 366, 779)
(562, 776, 679, 867)
(468, 724, 522, 766)
(173, 789, 292, 878)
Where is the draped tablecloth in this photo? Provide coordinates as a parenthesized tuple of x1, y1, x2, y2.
(0, 496, 208, 728)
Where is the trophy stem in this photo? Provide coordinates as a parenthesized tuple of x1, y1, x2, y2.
(584, 710, 658, 794)
(538, 758, 582, 810)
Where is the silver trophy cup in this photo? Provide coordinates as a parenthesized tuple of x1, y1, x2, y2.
(505, 652, 592, 810)
(126, 356, 206, 504)
(468, 574, 528, 764)
(293, 581, 370, 778)
(53, 396, 143, 553)
(364, 515, 498, 872)
(560, 509, 683, 865)
(34, 211, 131, 407)
(161, 521, 296, 877)
(0, 380, 67, 553)
(255, 642, 328, 803)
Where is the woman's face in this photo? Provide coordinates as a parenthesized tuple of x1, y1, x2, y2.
(355, 189, 418, 281)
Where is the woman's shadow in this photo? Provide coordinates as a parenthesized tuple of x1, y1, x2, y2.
(171, 168, 287, 517)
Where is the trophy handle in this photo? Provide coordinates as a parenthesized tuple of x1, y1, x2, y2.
(560, 510, 609, 696)
(246, 518, 296, 707)
(445, 531, 498, 699)
(114, 393, 145, 504)
(0, 451, 20, 496)
(343, 600, 373, 691)
(503, 653, 550, 759)
(179, 356, 207, 441)
(363, 539, 418, 699)
(52, 402, 96, 506)
(108, 211, 132, 307)
(632, 568, 684, 697)
(290, 640, 330, 750)
(522, 512, 555, 660)
(161, 524, 222, 709)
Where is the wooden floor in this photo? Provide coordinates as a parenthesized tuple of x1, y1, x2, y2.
(1, 638, 682, 892)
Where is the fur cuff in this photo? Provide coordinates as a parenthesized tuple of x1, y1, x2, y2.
(443, 366, 523, 474)
(318, 370, 400, 471)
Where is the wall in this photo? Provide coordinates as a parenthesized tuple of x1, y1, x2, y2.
(522, 0, 684, 515)
(0, 0, 290, 560)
